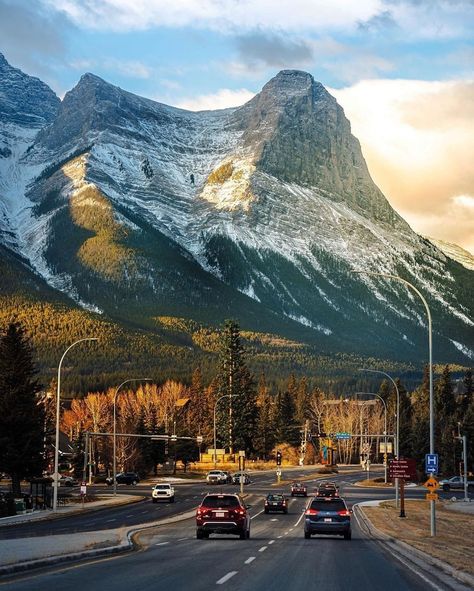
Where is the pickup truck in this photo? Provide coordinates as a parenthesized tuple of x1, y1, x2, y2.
(152, 483, 175, 503)
(439, 476, 474, 491)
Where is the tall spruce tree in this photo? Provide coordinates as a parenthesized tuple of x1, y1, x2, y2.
(396, 379, 412, 459)
(435, 365, 457, 474)
(410, 365, 430, 470)
(215, 320, 256, 455)
(254, 374, 276, 459)
(0, 322, 44, 495)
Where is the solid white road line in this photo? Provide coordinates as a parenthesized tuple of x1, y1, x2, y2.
(155, 542, 169, 546)
(244, 557, 256, 564)
(259, 546, 267, 552)
(251, 509, 265, 520)
(216, 571, 238, 585)
(294, 512, 305, 527)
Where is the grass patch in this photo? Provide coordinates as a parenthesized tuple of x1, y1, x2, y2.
(361, 500, 474, 576)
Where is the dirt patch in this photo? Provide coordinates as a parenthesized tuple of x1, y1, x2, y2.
(361, 500, 474, 575)
(356, 479, 394, 488)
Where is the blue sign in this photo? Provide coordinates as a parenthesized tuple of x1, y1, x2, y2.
(335, 432, 351, 440)
(425, 453, 438, 474)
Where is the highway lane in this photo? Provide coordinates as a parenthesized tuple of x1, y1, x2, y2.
(0, 467, 451, 539)
(1, 493, 430, 591)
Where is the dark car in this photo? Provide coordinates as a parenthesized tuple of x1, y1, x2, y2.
(315, 481, 339, 498)
(304, 497, 351, 540)
(265, 493, 288, 514)
(196, 493, 251, 539)
(106, 472, 140, 486)
(291, 482, 307, 497)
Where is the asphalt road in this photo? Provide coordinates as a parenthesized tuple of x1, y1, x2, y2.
(0, 478, 430, 591)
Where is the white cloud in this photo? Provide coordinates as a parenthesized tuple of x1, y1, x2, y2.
(174, 88, 255, 111)
(43, 0, 384, 32)
(331, 78, 474, 253)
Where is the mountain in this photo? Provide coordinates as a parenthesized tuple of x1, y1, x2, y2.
(425, 237, 474, 271)
(0, 57, 472, 368)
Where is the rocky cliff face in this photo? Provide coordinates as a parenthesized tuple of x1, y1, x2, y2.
(0, 57, 472, 362)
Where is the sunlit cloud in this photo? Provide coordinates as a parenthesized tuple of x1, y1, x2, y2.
(331, 78, 474, 253)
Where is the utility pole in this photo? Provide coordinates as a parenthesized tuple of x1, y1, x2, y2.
(456, 424, 469, 503)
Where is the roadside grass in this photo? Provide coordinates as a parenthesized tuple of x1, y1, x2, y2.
(361, 500, 474, 575)
(356, 478, 394, 488)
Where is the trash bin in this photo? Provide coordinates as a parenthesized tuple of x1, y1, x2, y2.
(14, 499, 26, 514)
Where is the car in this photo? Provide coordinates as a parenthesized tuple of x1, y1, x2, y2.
(152, 483, 175, 503)
(315, 481, 339, 498)
(196, 493, 251, 539)
(304, 497, 351, 540)
(58, 475, 78, 487)
(231, 472, 251, 485)
(206, 470, 228, 485)
(439, 476, 474, 491)
(221, 471, 233, 484)
(291, 482, 307, 497)
(106, 472, 140, 486)
(264, 493, 288, 513)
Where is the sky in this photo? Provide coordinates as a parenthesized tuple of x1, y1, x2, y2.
(1, 0, 473, 253)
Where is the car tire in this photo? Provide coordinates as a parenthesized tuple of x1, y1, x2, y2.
(246, 529, 250, 539)
(304, 531, 311, 539)
(264, 509, 268, 514)
(239, 529, 246, 539)
(196, 530, 203, 539)
(170, 497, 175, 503)
(132, 480, 137, 486)
(291, 493, 294, 497)
(284, 509, 288, 514)
(344, 530, 352, 540)
(443, 484, 450, 491)
(152, 498, 157, 504)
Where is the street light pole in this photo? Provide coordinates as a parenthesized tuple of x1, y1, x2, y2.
(213, 394, 232, 469)
(354, 271, 435, 536)
(53, 338, 98, 512)
(354, 392, 388, 483)
(359, 369, 400, 505)
(113, 378, 151, 497)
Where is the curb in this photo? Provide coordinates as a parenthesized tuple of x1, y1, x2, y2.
(354, 501, 474, 590)
(0, 508, 196, 578)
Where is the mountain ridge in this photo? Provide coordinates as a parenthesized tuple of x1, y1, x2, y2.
(0, 55, 472, 365)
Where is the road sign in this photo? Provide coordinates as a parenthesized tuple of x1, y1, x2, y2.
(423, 476, 440, 490)
(426, 492, 439, 501)
(335, 432, 351, 440)
(80, 483, 87, 496)
(380, 442, 393, 453)
(425, 453, 438, 475)
(388, 458, 417, 480)
(196, 435, 203, 444)
(239, 450, 246, 457)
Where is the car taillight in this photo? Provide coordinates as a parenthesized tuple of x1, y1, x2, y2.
(337, 510, 350, 516)
(265, 501, 268, 505)
(305, 508, 319, 515)
(234, 507, 246, 515)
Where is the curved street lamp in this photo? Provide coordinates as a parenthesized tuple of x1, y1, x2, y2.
(359, 368, 400, 505)
(53, 338, 98, 512)
(353, 270, 435, 536)
(113, 378, 152, 496)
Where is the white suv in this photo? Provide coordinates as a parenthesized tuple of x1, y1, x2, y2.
(206, 470, 227, 485)
(152, 483, 175, 503)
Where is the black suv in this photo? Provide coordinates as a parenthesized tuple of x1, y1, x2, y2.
(106, 472, 140, 486)
(304, 497, 351, 540)
(196, 493, 250, 539)
(264, 494, 288, 514)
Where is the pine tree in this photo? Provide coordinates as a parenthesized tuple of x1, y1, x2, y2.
(435, 365, 457, 474)
(254, 374, 276, 459)
(295, 377, 310, 425)
(411, 365, 430, 470)
(396, 379, 412, 459)
(0, 322, 44, 495)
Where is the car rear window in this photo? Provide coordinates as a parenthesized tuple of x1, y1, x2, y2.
(267, 495, 283, 501)
(202, 495, 241, 508)
(310, 499, 345, 511)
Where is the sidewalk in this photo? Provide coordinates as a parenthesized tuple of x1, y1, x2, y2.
(0, 495, 195, 576)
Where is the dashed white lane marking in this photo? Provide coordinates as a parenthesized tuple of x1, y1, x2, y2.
(245, 557, 256, 564)
(268, 540, 275, 545)
(277, 535, 282, 539)
(177, 537, 188, 541)
(126, 514, 135, 517)
(284, 531, 289, 535)
(251, 509, 265, 520)
(106, 518, 116, 522)
(155, 542, 169, 546)
(216, 571, 238, 585)
(270, 518, 278, 522)
(259, 546, 267, 552)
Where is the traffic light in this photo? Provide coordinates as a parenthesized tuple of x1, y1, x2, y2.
(276, 450, 282, 466)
